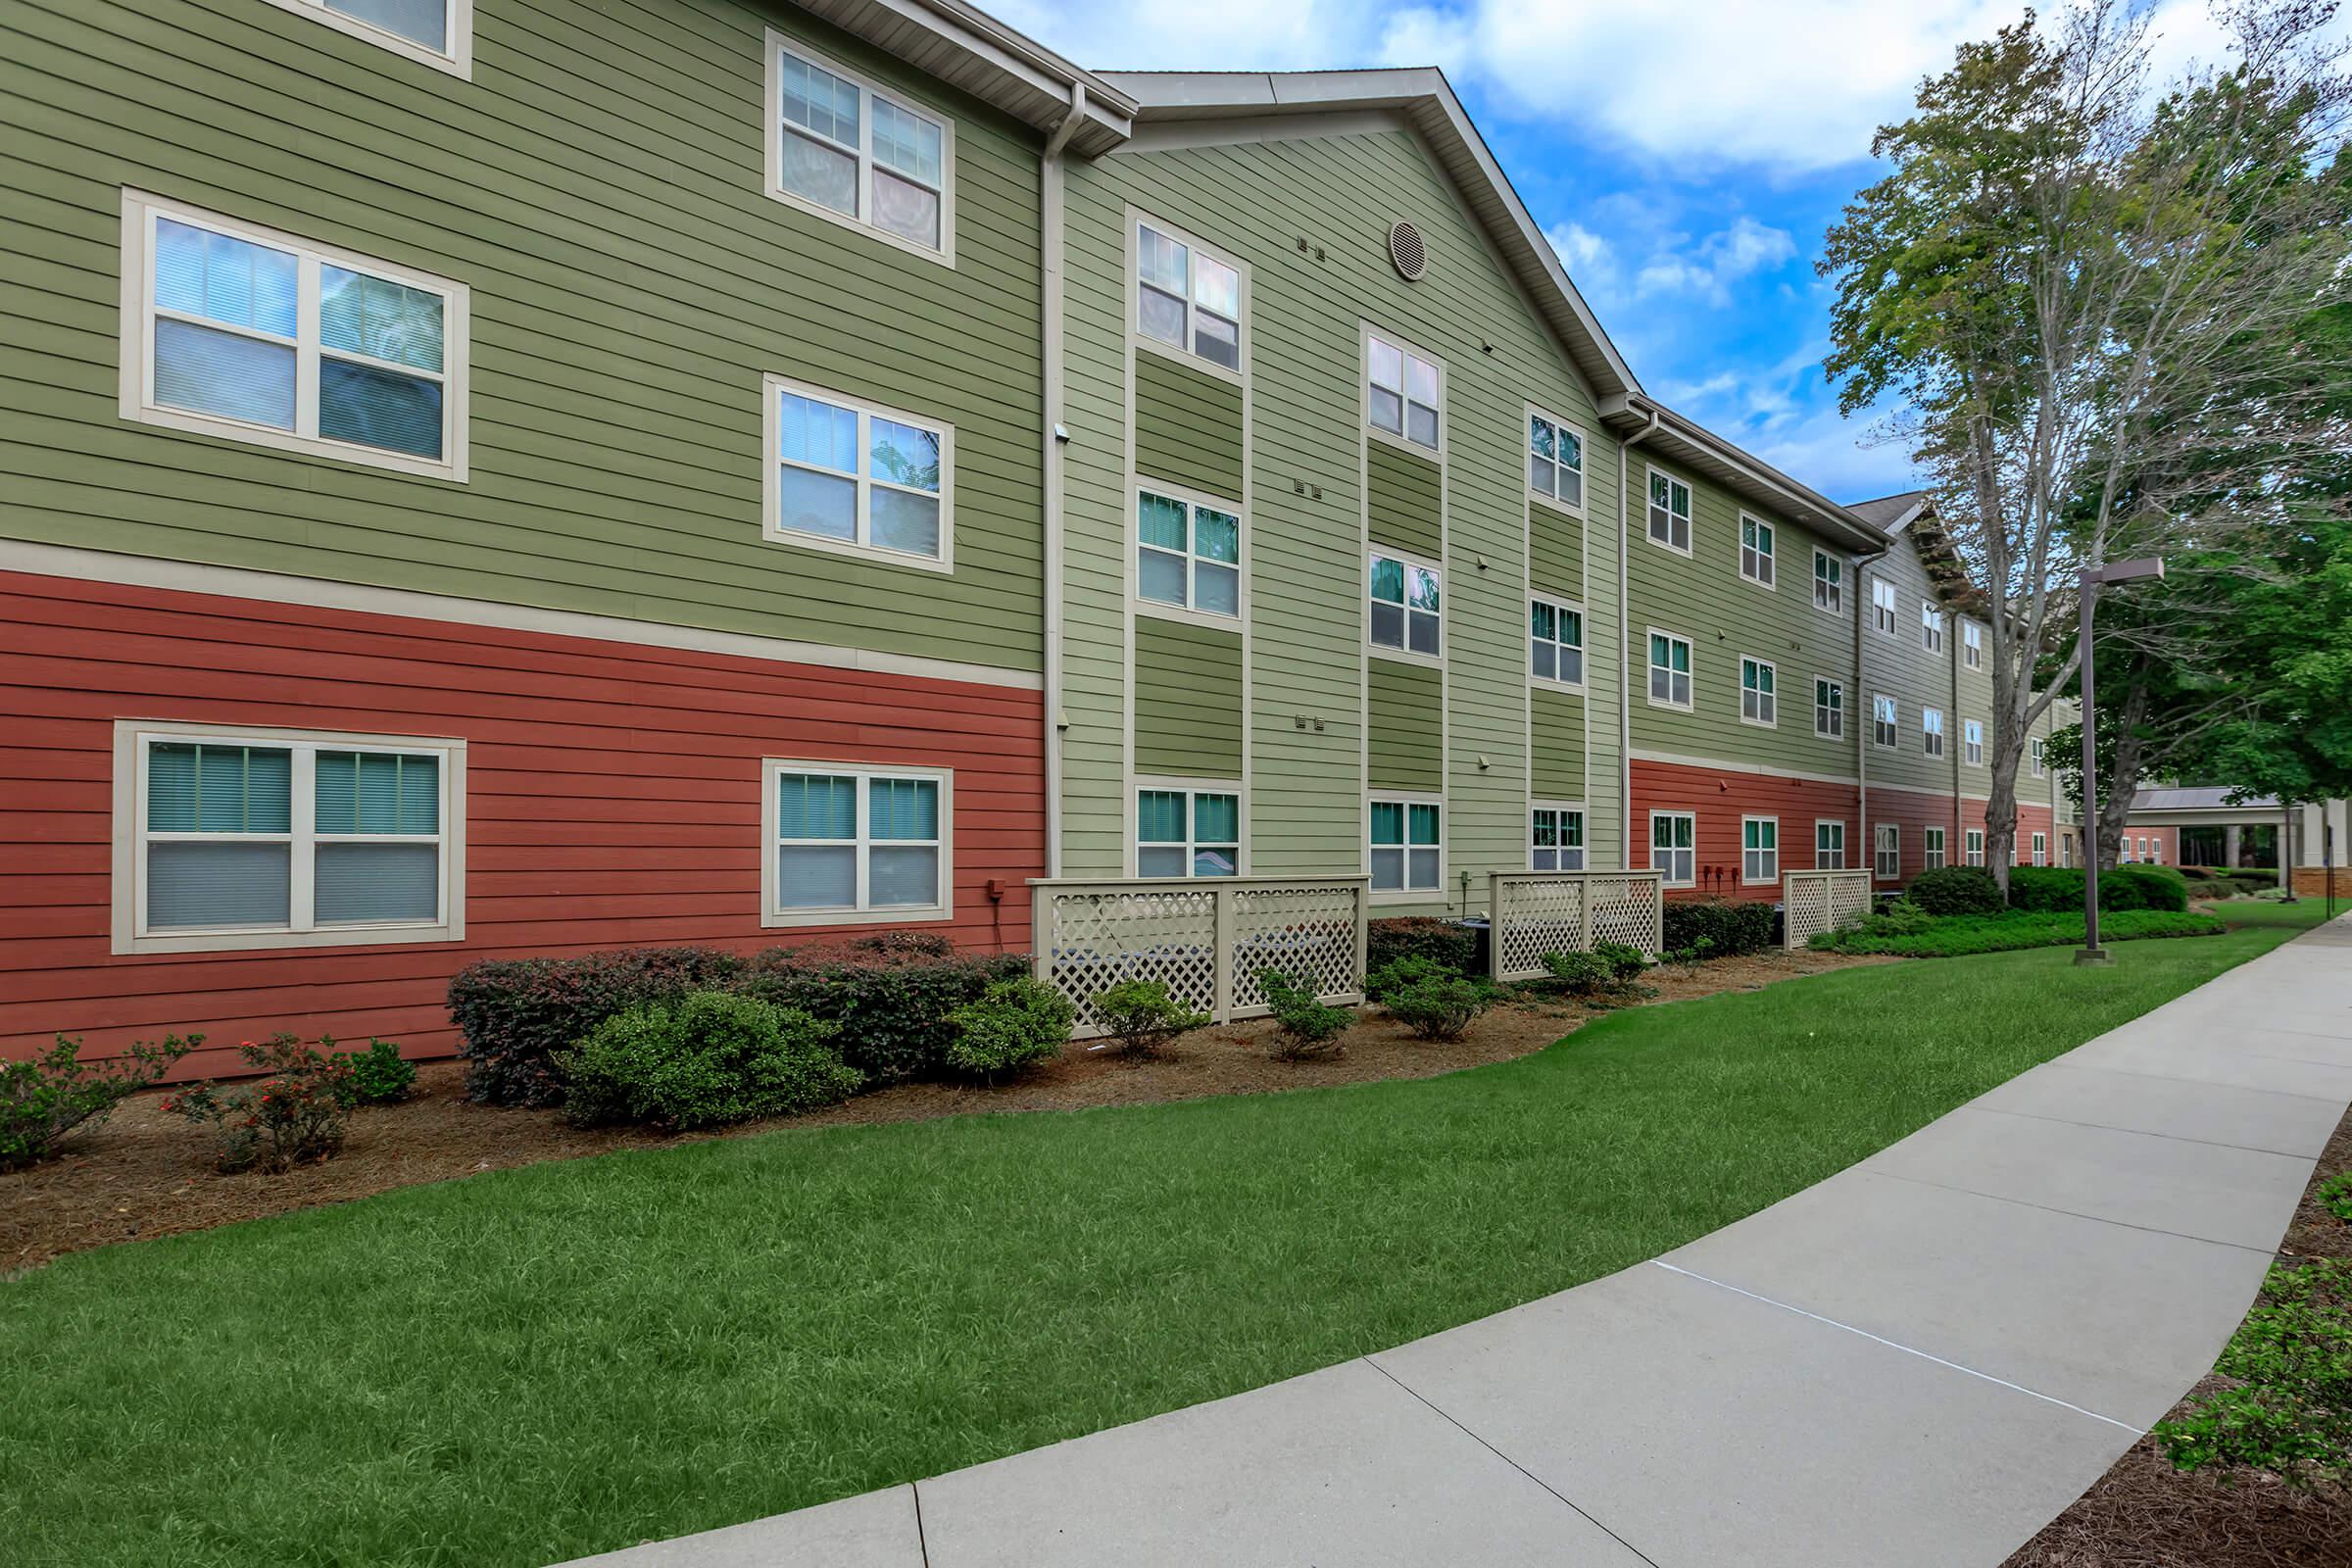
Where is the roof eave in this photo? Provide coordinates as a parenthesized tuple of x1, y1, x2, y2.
(1598, 393, 1888, 554)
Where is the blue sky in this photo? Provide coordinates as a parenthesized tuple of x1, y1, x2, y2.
(988, 0, 2237, 505)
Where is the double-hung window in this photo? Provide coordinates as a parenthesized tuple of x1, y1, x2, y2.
(1966, 829, 1985, 867)
(119, 723, 461, 954)
(1874, 823, 1900, 880)
(1963, 620, 1983, 668)
(1872, 577, 1898, 634)
(1367, 333, 1441, 450)
(1137, 786, 1240, 877)
(1370, 798, 1442, 894)
(2032, 832, 2048, 866)
(1136, 220, 1241, 372)
(768, 39, 953, 258)
(1873, 694, 1898, 748)
(1528, 412, 1584, 508)
(1742, 817, 1780, 885)
(260, 0, 468, 71)
(1964, 719, 1984, 766)
(121, 193, 465, 480)
(1925, 827, 1947, 869)
(1650, 811, 1696, 887)
(1137, 488, 1241, 618)
(1814, 551, 1843, 613)
(2031, 737, 2045, 777)
(1815, 678, 1844, 739)
(2149, 837, 2163, 865)
(764, 762, 950, 923)
(1922, 708, 1945, 758)
(1740, 516, 1775, 586)
(1647, 468, 1692, 553)
(1922, 600, 1946, 655)
(1740, 658, 1777, 726)
(1531, 805, 1587, 870)
(764, 375, 951, 568)
(1648, 631, 1693, 710)
(1371, 552, 1441, 658)
(1531, 597, 1584, 687)
(1815, 819, 1846, 869)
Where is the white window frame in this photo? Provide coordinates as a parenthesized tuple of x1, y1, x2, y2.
(760, 759, 954, 927)
(1922, 599, 1946, 655)
(1962, 620, 1983, 668)
(1740, 656, 1778, 728)
(1739, 514, 1776, 588)
(1874, 823, 1900, 881)
(2032, 831, 2048, 866)
(2031, 737, 2045, 777)
(1133, 480, 1246, 627)
(1814, 818, 1846, 870)
(1925, 826, 1948, 870)
(2058, 832, 2072, 868)
(1645, 465, 1693, 556)
(1368, 792, 1445, 902)
(1369, 547, 1444, 663)
(765, 34, 956, 266)
(1966, 828, 1986, 867)
(1741, 814, 1780, 886)
(118, 190, 469, 482)
(1650, 809, 1697, 888)
(1872, 576, 1898, 635)
(1131, 212, 1246, 381)
(1647, 627, 1694, 711)
(1530, 801, 1588, 871)
(1964, 718, 1984, 766)
(2149, 836, 2162, 865)
(1530, 593, 1586, 691)
(1527, 406, 1586, 514)
(1134, 777, 1245, 879)
(112, 719, 465, 956)
(1814, 677, 1844, 740)
(1364, 325, 1444, 454)
(1872, 692, 1898, 749)
(1922, 707, 1946, 759)
(1813, 550, 1843, 614)
(255, 0, 472, 76)
(761, 371, 955, 573)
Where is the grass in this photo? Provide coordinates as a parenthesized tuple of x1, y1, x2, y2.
(1816, 906, 2227, 956)
(2203, 896, 2346, 930)
(0, 918, 2328, 1567)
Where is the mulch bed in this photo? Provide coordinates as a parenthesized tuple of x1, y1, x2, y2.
(1999, 1106, 2352, 1568)
(2, 948, 1886, 1274)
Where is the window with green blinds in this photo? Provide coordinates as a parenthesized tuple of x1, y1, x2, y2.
(770, 767, 944, 914)
(1136, 786, 1238, 877)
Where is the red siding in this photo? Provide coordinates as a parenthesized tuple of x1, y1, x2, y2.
(0, 571, 1044, 1076)
(1630, 759, 1862, 902)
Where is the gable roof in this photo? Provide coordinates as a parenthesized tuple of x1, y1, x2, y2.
(1847, 491, 1930, 531)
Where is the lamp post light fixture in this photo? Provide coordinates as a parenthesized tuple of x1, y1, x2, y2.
(2076, 556, 2166, 966)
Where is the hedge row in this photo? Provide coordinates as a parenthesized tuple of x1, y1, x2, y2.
(1366, 917, 1478, 975)
(1908, 863, 2189, 917)
(1813, 907, 2223, 957)
(1661, 898, 1776, 958)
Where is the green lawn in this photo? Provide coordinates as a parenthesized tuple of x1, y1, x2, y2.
(0, 919, 2328, 1567)
(2203, 895, 2345, 930)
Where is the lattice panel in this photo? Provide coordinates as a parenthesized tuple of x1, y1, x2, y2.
(1041, 887, 1218, 1037)
(1783, 871, 1873, 949)
(1494, 878, 1587, 981)
(1586, 878, 1662, 956)
(1231, 885, 1363, 1012)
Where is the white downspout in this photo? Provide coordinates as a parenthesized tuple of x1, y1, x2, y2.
(1040, 85, 1083, 878)
(1617, 406, 1659, 870)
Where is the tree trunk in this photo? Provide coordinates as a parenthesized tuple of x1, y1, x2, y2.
(2094, 664, 2153, 871)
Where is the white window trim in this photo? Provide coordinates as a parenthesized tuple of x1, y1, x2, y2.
(764, 32, 956, 267)
(1814, 676, 1844, 740)
(1530, 800, 1589, 872)
(760, 371, 955, 573)
(1812, 550, 1844, 616)
(2032, 831, 2048, 866)
(2031, 737, 2046, 777)
(1922, 598, 1946, 655)
(1738, 514, 1777, 590)
(1643, 464, 1694, 558)
(1526, 403, 1587, 516)
(1368, 791, 1445, 904)
(1874, 822, 1900, 881)
(1741, 813, 1781, 887)
(1963, 620, 1984, 668)
(1646, 626, 1694, 712)
(1871, 577, 1898, 636)
(760, 759, 954, 927)
(1362, 322, 1446, 458)
(1132, 478, 1246, 629)
(1130, 212, 1247, 386)
(1649, 809, 1697, 889)
(118, 190, 470, 482)
(1872, 692, 1899, 749)
(1923, 707, 1946, 758)
(1964, 718, 1984, 767)
(1368, 546, 1445, 666)
(1814, 818, 1847, 870)
(1133, 775, 1246, 879)
(1966, 828, 1986, 867)
(1529, 591, 1587, 693)
(1739, 655, 1778, 729)
(1925, 826, 1948, 870)
(111, 718, 466, 956)
(254, 0, 472, 76)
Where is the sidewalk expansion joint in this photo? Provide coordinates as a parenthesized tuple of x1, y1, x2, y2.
(1862, 1167, 2281, 1257)
(1969, 1102, 2319, 1160)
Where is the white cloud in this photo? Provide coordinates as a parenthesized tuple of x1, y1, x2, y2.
(985, 0, 1379, 71)
(1634, 218, 1797, 305)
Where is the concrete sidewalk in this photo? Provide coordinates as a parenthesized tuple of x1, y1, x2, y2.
(562, 915, 2352, 1568)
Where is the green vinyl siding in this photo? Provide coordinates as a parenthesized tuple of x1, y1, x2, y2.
(1859, 531, 1960, 797)
(3, 0, 1044, 672)
(1134, 347, 1244, 501)
(1530, 502, 1582, 600)
(1366, 438, 1442, 558)
(1531, 686, 1585, 800)
(1368, 659, 1442, 792)
(1134, 615, 1243, 778)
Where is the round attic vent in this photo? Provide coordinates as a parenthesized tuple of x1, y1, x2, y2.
(1389, 220, 1427, 281)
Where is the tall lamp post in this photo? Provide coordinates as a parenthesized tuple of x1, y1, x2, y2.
(2077, 556, 2167, 966)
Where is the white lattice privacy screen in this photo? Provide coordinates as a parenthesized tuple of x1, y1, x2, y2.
(1782, 869, 1874, 950)
(1488, 871, 1665, 981)
(1030, 877, 1370, 1039)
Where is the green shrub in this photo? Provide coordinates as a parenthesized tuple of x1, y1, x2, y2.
(1845, 899, 1935, 938)
(1591, 942, 1649, 981)
(1383, 974, 1497, 1042)
(1089, 979, 1210, 1058)
(943, 979, 1073, 1082)
(737, 939, 1029, 1086)
(1811, 907, 2224, 957)
(2317, 1171, 2352, 1223)
(1259, 970, 1353, 1059)
(450, 946, 749, 1106)
(164, 1035, 356, 1173)
(1364, 955, 1461, 1002)
(2007, 864, 2191, 914)
(2, 1033, 195, 1172)
(1541, 950, 1611, 995)
(340, 1038, 416, 1105)
(1365, 916, 1477, 976)
(557, 991, 859, 1130)
(1907, 866, 2005, 916)
(1660, 898, 1775, 959)
(2154, 1259, 2351, 1489)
